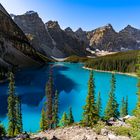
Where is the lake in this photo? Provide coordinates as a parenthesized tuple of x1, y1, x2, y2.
(0, 63, 138, 132)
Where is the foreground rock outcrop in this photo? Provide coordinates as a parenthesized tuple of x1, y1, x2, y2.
(32, 126, 130, 140)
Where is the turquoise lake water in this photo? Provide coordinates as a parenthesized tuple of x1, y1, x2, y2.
(0, 63, 138, 132)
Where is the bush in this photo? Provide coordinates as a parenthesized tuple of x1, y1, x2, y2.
(126, 117, 140, 140)
(109, 126, 131, 136)
(93, 121, 106, 134)
(0, 124, 6, 137)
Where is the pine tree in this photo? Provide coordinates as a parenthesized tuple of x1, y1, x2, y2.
(96, 92, 102, 118)
(15, 96, 23, 135)
(52, 90, 59, 128)
(134, 53, 140, 117)
(125, 96, 128, 116)
(81, 71, 98, 127)
(40, 107, 47, 131)
(7, 72, 17, 136)
(68, 107, 74, 125)
(60, 112, 68, 127)
(46, 68, 55, 129)
(134, 79, 140, 117)
(104, 74, 119, 120)
(120, 96, 128, 117)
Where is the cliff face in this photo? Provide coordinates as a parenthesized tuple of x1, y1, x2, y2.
(0, 4, 44, 70)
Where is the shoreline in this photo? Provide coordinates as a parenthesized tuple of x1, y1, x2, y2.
(83, 66, 137, 77)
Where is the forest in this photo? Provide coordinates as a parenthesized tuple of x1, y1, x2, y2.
(85, 50, 139, 73)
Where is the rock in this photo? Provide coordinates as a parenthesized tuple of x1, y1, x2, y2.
(101, 128, 109, 136)
(16, 132, 30, 139)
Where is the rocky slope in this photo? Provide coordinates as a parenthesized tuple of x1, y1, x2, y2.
(0, 4, 45, 71)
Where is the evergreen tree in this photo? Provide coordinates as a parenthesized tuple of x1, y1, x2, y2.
(121, 96, 128, 117)
(125, 96, 128, 116)
(96, 92, 102, 118)
(134, 53, 140, 117)
(68, 107, 74, 125)
(7, 72, 17, 136)
(52, 90, 59, 128)
(81, 71, 98, 127)
(40, 107, 47, 131)
(134, 79, 140, 118)
(0, 124, 6, 137)
(60, 112, 68, 127)
(46, 69, 55, 129)
(104, 74, 119, 120)
(15, 96, 23, 135)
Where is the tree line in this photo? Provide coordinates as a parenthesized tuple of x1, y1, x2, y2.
(85, 50, 139, 73)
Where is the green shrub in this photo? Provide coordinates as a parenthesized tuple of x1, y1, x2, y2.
(109, 126, 131, 136)
(126, 117, 140, 139)
(93, 121, 106, 134)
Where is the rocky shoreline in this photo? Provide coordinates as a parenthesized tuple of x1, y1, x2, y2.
(83, 66, 137, 77)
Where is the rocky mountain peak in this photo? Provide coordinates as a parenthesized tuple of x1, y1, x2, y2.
(122, 25, 140, 32)
(96, 24, 114, 32)
(65, 27, 76, 38)
(14, 11, 54, 56)
(120, 25, 140, 41)
(46, 20, 61, 31)
(76, 28, 84, 33)
(24, 11, 37, 15)
(65, 27, 73, 32)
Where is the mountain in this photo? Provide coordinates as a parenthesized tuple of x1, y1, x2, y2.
(13, 11, 54, 56)
(85, 24, 140, 51)
(86, 24, 118, 51)
(45, 21, 87, 57)
(120, 25, 140, 40)
(75, 28, 89, 44)
(0, 4, 45, 71)
(14, 12, 88, 58)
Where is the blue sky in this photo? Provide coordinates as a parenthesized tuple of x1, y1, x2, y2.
(1, 0, 140, 31)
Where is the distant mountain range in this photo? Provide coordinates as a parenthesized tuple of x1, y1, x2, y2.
(13, 11, 140, 56)
(0, 3, 140, 70)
